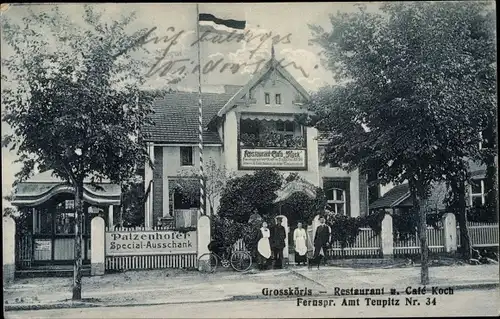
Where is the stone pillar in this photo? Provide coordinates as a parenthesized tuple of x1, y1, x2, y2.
(108, 205, 114, 228)
(380, 212, 394, 258)
(91, 216, 105, 276)
(144, 142, 155, 228)
(3, 216, 16, 285)
(442, 213, 457, 253)
(197, 215, 211, 272)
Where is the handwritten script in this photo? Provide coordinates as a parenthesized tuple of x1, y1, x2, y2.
(129, 26, 313, 83)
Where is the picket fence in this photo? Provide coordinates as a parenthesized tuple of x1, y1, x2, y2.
(328, 228, 381, 258)
(230, 221, 499, 260)
(457, 222, 499, 248)
(104, 226, 197, 271)
(393, 227, 445, 257)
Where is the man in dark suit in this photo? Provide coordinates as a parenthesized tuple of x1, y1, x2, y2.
(271, 217, 287, 269)
(313, 217, 330, 263)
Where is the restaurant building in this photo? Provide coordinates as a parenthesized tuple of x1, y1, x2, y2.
(142, 55, 370, 228)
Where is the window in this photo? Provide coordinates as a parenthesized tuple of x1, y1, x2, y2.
(55, 200, 76, 235)
(34, 209, 53, 234)
(327, 188, 347, 215)
(264, 93, 270, 105)
(324, 179, 350, 216)
(479, 128, 493, 150)
(470, 178, 485, 207)
(180, 147, 193, 166)
(275, 94, 281, 104)
(276, 121, 295, 133)
(55, 212, 76, 235)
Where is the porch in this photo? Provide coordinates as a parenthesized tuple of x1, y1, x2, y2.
(9, 170, 121, 277)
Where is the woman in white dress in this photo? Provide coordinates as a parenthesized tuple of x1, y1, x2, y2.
(257, 222, 271, 270)
(293, 222, 308, 266)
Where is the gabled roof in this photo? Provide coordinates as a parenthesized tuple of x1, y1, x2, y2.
(143, 92, 234, 144)
(370, 182, 448, 211)
(217, 57, 311, 117)
(369, 183, 411, 210)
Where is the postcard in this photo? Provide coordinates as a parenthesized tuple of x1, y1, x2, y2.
(2, 2, 498, 318)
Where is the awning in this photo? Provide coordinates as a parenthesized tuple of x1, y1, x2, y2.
(10, 170, 121, 207)
(274, 180, 317, 203)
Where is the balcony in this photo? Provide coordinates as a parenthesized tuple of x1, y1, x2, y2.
(238, 118, 307, 170)
(239, 119, 306, 149)
(240, 132, 305, 148)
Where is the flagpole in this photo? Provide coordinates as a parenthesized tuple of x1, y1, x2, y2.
(196, 3, 205, 216)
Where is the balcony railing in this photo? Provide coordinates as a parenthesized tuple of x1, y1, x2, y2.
(239, 132, 305, 148)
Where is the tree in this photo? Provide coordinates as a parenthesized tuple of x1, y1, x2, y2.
(120, 174, 146, 227)
(1, 5, 156, 299)
(176, 158, 235, 215)
(218, 169, 282, 223)
(308, 2, 495, 284)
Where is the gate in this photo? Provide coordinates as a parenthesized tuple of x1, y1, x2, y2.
(16, 233, 33, 269)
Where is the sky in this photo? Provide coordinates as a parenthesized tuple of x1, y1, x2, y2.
(0, 2, 383, 208)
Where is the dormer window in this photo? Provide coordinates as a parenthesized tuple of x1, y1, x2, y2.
(264, 93, 270, 105)
(275, 94, 281, 105)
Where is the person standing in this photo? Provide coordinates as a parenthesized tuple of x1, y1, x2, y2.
(271, 217, 287, 269)
(256, 222, 271, 270)
(313, 217, 330, 264)
(293, 222, 308, 266)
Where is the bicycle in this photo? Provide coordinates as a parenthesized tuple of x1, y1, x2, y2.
(198, 248, 252, 273)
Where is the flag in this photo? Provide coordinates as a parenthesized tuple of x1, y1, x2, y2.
(199, 13, 246, 32)
(195, 6, 247, 216)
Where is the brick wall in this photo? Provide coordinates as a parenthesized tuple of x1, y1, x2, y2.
(358, 171, 369, 216)
(153, 147, 163, 225)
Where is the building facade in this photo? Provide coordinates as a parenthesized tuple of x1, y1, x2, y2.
(142, 57, 369, 228)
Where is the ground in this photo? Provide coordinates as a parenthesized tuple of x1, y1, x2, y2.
(4, 289, 499, 318)
(3, 263, 499, 317)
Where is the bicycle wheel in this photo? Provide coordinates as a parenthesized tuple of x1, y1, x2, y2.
(198, 253, 218, 273)
(230, 251, 252, 272)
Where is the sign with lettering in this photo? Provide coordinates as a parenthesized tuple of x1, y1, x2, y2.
(34, 239, 51, 251)
(240, 148, 306, 169)
(105, 230, 197, 256)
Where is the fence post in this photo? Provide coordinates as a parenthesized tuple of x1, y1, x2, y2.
(197, 215, 211, 271)
(3, 216, 16, 285)
(442, 213, 457, 253)
(380, 212, 394, 258)
(91, 216, 105, 276)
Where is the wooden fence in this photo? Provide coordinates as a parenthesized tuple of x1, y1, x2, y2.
(15, 234, 32, 269)
(393, 227, 445, 257)
(104, 225, 198, 271)
(233, 238, 246, 251)
(457, 222, 499, 248)
(105, 254, 198, 271)
(327, 228, 381, 258)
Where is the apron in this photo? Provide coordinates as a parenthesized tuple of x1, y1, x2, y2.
(257, 228, 271, 259)
(294, 228, 308, 256)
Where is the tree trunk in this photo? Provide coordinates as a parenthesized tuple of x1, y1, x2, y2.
(454, 180, 472, 260)
(410, 178, 429, 285)
(72, 182, 84, 300)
